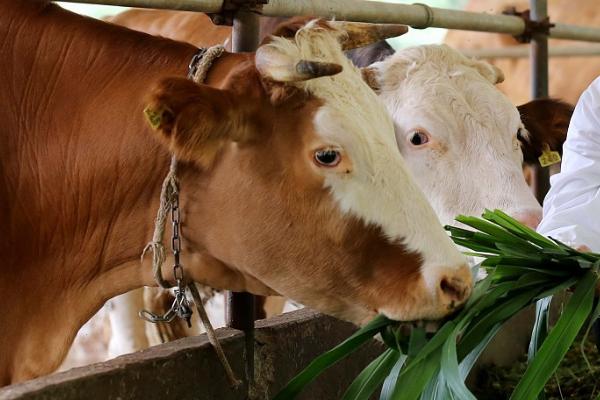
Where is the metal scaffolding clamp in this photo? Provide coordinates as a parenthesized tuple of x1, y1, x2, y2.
(503, 7, 555, 43)
(209, 0, 269, 25)
(411, 3, 435, 30)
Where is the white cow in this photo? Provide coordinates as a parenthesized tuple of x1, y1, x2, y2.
(366, 44, 549, 228)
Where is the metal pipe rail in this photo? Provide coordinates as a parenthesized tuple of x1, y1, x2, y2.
(460, 45, 600, 59)
(530, 0, 549, 202)
(225, 8, 260, 389)
(59, 0, 600, 43)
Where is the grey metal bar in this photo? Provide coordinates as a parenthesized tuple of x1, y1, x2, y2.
(530, 0, 550, 203)
(460, 45, 600, 59)
(262, 0, 526, 33)
(550, 23, 600, 43)
(232, 8, 260, 52)
(59, 0, 223, 12)
(226, 8, 260, 386)
(226, 291, 256, 384)
(56, 0, 600, 43)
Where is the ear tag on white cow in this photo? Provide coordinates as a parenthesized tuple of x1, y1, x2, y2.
(538, 144, 561, 167)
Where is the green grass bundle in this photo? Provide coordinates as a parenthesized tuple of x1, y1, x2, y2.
(274, 210, 600, 400)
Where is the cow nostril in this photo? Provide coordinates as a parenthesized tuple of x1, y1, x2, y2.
(440, 277, 468, 304)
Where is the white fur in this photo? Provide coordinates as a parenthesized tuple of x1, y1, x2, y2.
(371, 44, 542, 229)
(263, 24, 467, 292)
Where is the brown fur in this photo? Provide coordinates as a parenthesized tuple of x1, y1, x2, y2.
(146, 76, 268, 167)
(107, 9, 233, 49)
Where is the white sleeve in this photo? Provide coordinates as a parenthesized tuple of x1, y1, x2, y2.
(536, 77, 600, 252)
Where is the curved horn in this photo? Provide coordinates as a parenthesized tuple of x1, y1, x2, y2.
(329, 21, 409, 50)
(295, 60, 343, 80)
(256, 46, 343, 82)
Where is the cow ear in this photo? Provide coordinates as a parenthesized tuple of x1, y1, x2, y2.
(470, 59, 504, 84)
(361, 65, 382, 92)
(517, 98, 574, 164)
(144, 77, 259, 168)
(264, 16, 316, 42)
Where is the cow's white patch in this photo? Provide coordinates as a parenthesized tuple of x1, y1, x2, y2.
(370, 44, 542, 228)
(263, 23, 467, 289)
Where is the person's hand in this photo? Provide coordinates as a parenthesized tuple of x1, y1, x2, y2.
(563, 245, 599, 295)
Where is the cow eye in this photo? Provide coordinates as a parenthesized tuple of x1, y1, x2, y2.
(409, 130, 429, 146)
(314, 149, 341, 167)
(516, 128, 527, 142)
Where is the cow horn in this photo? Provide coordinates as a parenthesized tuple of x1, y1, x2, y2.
(256, 46, 343, 82)
(295, 60, 343, 80)
(329, 21, 409, 50)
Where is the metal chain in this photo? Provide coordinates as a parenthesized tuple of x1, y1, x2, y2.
(139, 173, 193, 327)
(170, 189, 193, 327)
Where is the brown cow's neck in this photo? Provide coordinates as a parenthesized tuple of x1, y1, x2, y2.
(0, 1, 210, 384)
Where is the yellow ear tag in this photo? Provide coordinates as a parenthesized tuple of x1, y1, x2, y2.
(538, 144, 561, 167)
(143, 106, 164, 130)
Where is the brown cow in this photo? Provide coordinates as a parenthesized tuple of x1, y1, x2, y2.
(0, 1, 472, 385)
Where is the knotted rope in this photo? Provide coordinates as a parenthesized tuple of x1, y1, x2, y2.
(142, 157, 178, 290)
(141, 45, 241, 389)
(190, 45, 225, 84)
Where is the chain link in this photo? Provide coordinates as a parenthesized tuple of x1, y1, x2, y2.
(171, 194, 184, 285)
(170, 187, 193, 327)
(139, 170, 193, 328)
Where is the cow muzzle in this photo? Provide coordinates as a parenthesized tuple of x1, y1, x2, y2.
(378, 262, 473, 322)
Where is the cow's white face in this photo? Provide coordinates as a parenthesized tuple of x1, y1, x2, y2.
(370, 44, 542, 228)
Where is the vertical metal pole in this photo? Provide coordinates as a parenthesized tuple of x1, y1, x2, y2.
(227, 7, 260, 385)
(530, 0, 550, 203)
(232, 9, 260, 54)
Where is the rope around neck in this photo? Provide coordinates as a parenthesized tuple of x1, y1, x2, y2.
(142, 156, 178, 290)
(141, 45, 240, 388)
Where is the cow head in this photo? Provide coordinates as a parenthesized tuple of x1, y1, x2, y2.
(362, 44, 573, 229)
(144, 21, 471, 324)
(517, 98, 573, 164)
